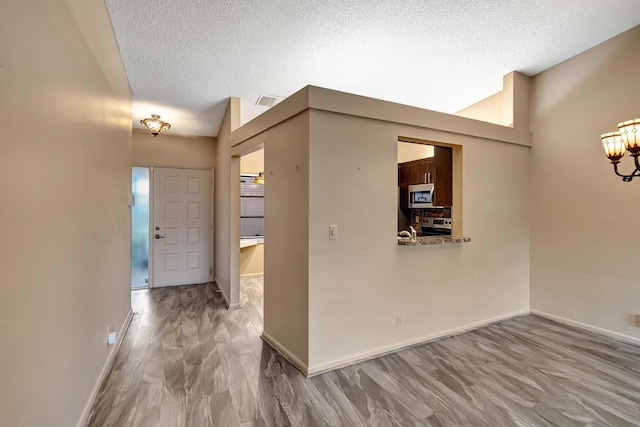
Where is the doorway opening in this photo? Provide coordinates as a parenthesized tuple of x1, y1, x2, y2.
(239, 149, 265, 306)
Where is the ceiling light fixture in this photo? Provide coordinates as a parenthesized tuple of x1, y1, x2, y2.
(601, 118, 640, 182)
(140, 114, 171, 137)
(253, 172, 265, 184)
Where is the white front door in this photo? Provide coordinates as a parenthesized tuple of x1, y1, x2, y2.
(152, 168, 211, 287)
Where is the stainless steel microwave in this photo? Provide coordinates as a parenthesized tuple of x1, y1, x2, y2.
(408, 183, 435, 208)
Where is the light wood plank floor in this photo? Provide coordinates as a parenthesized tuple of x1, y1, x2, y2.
(87, 278, 640, 426)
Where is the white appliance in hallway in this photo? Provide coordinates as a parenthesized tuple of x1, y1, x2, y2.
(152, 168, 212, 287)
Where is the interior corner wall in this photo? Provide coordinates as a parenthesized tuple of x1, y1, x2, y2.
(132, 128, 216, 169)
(0, 0, 132, 425)
(214, 98, 241, 307)
(530, 25, 640, 342)
(307, 109, 530, 373)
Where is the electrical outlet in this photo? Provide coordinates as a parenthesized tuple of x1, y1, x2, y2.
(107, 330, 117, 345)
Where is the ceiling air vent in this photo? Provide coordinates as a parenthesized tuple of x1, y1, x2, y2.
(255, 95, 278, 107)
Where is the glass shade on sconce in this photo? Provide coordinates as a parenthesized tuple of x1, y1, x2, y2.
(618, 118, 640, 154)
(601, 117, 640, 182)
(253, 172, 265, 184)
(140, 114, 171, 137)
(601, 131, 626, 162)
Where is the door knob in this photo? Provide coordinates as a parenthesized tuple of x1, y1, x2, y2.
(154, 234, 165, 239)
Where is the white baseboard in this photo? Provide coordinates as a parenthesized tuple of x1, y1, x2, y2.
(240, 272, 264, 278)
(76, 309, 134, 427)
(306, 309, 531, 377)
(531, 310, 640, 347)
(261, 331, 309, 374)
(213, 279, 241, 310)
(152, 282, 205, 288)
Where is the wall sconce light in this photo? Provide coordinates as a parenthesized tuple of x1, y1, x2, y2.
(140, 114, 171, 137)
(601, 118, 640, 182)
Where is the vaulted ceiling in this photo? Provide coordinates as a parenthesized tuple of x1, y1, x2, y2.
(105, 0, 640, 137)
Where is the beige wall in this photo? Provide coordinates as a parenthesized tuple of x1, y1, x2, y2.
(308, 109, 530, 373)
(240, 148, 264, 173)
(397, 141, 434, 163)
(0, 0, 132, 425)
(132, 128, 216, 169)
(261, 112, 311, 370)
(240, 243, 264, 276)
(455, 72, 531, 132)
(530, 25, 640, 343)
(214, 99, 241, 308)
(455, 91, 504, 125)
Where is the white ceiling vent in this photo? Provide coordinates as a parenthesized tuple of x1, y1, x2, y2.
(255, 95, 278, 107)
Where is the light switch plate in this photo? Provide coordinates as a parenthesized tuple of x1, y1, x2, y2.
(329, 225, 338, 240)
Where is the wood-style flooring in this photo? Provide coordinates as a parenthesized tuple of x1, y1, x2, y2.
(87, 278, 640, 426)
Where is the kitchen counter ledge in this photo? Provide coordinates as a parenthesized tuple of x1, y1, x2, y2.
(397, 235, 471, 246)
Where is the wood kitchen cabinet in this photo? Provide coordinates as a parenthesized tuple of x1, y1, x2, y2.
(397, 162, 411, 185)
(398, 146, 452, 207)
(398, 158, 431, 185)
(432, 146, 452, 207)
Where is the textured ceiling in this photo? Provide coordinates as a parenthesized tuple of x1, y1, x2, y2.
(105, 0, 640, 137)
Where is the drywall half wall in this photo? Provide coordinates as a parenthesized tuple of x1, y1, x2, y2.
(0, 0, 132, 426)
(308, 108, 530, 373)
(132, 128, 216, 169)
(530, 25, 640, 344)
(229, 85, 531, 375)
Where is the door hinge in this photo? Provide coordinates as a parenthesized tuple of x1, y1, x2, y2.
(210, 268, 212, 275)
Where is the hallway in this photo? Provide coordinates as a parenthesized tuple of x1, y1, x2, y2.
(87, 278, 640, 426)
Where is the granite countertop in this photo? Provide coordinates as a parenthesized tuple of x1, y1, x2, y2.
(397, 235, 471, 246)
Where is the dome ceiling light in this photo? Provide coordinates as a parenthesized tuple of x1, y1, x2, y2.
(140, 114, 171, 137)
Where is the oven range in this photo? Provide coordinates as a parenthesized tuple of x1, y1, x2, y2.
(421, 217, 452, 236)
